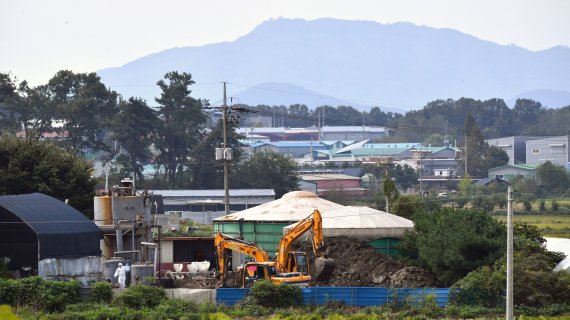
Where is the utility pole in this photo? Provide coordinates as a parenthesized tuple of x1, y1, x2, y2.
(506, 186, 514, 320)
(222, 82, 230, 214)
(419, 145, 423, 196)
(464, 131, 468, 176)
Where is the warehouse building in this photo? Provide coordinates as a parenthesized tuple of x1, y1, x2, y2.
(0, 193, 102, 284)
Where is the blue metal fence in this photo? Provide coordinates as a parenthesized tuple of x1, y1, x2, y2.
(216, 288, 250, 306)
(216, 287, 454, 307)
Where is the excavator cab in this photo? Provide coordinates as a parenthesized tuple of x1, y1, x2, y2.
(287, 251, 309, 275)
(242, 262, 277, 288)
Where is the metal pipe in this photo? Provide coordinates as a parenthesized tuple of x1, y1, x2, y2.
(131, 221, 135, 260)
(141, 242, 158, 278)
(115, 228, 123, 253)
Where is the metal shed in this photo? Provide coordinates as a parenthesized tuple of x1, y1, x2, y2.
(0, 193, 102, 281)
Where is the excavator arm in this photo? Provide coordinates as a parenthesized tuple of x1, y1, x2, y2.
(214, 232, 270, 279)
(275, 209, 323, 272)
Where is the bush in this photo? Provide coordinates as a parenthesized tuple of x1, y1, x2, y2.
(552, 199, 559, 211)
(47, 304, 144, 320)
(0, 277, 79, 312)
(523, 200, 532, 211)
(247, 280, 302, 308)
(39, 279, 81, 312)
(198, 301, 220, 314)
(0, 305, 18, 320)
(112, 284, 166, 309)
(147, 298, 199, 320)
(516, 304, 570, 316)
(0, 260, 9, 279)
(90, 281, 113, 303)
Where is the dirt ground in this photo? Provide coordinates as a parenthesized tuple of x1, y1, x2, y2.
(175, 236, 439, 288)
(296, 236, 440, 288)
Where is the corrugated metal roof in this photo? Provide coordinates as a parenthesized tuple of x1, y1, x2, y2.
(489, 164, 538, 171)
(366, 143, 421, 148)
(214, 191, 344, 222)
(150, 189, 275, 197)
(285, 206, 414, 240)
(301, 174, 361, 181)
(322, 126, 387, 132)
(261, 141, 326, 148)
(351, 148, 409, 156)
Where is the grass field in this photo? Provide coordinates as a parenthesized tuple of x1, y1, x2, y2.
(494, 214, 570, 238)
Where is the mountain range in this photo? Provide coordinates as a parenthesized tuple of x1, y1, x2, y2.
(97, 18, 570, 113)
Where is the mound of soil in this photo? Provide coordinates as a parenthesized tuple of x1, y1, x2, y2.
(295, 236, 439, 288)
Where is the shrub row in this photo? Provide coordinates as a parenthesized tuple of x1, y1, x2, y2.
(0, 276, 80, 312)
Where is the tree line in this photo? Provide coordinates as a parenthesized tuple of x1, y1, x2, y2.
(0, 71, 299, 197)
(1, 69, 568, 192)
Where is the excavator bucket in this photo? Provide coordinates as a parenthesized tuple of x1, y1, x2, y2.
(314, 257, 335, 281)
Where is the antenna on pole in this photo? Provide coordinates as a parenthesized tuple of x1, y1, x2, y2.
(506, 186, 514, 319)
(464, 131, 468, 177)
(222, 82, 230, 214)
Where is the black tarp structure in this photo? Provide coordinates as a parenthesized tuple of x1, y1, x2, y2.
(0, 193, 101, 270)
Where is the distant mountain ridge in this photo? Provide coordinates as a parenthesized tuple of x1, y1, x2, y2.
(97, 18, 570, 112)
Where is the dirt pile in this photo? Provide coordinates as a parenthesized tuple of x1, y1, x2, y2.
(296, 236, 439, 288)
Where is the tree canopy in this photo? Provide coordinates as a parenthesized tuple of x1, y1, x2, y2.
(231, 151, 299, 198)
(456, 223, 569, 307)
(0, 136, 96, 215)
(154, 71, 207, 186)
(537, 161, 570, 193)
(399, 207, 506, 286)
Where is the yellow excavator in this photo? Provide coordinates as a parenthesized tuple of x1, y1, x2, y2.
(214, 232, 311, 287)
(214, 209, 333, 287)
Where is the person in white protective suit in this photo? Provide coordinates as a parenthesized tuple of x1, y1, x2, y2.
(114, 263, 126, 288)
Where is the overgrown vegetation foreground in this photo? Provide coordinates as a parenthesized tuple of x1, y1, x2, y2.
(1, 278, 570, 319)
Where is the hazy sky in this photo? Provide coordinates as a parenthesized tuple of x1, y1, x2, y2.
(2, 0, 569, 86)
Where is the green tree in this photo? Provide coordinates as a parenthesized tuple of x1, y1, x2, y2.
(382, 173, 399, 213)
(392, 195, 426, 220)
(11, 83, 56, 142)
(47, 70, 118, 154)
(154, 71, 207, 186)
(511, 175, 538, 211)
(365, 106, 402, 127)
(392, 164, 418, 190)
(0, 73, 24, 132)
(399, 208, 506, 286)
(459, 114, 488, 177)
(189, 119, 243, 189)
(287, 104, 313, 127)
(537, 161, 570, 192)
(513, 99, 545, 133)
(110, 97, 160, 181)
(232, 151, 299, 198)
(456, 223, 569, 307)
(483, 145, 509, 169)
(0, 136, 96, 215)
(456, 175, 472, 208)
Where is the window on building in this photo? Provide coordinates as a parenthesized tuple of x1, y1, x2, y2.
(495, 174, 504, 179)
(532, 149, 540, 154)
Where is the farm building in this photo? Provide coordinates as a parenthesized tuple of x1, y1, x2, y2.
(285, 206, 414, 255)
(0, 193, 102, 284)
(213, 191, 413, 257)
(213, 191, 344, 255)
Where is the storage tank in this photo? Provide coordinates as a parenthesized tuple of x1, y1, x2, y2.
(94, 196, 112, 226)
